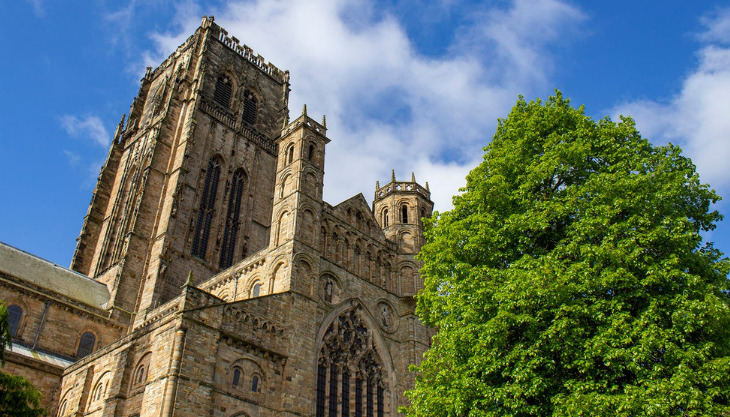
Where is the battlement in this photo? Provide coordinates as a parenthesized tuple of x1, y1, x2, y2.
(203, 16, 290, 84)
(374, 171, 431, 202)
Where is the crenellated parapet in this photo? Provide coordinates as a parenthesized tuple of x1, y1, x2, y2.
(206, 16, 289, 84)
(374, 171, 431, 203)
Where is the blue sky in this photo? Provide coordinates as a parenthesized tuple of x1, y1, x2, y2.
(1, 0, 729, 268)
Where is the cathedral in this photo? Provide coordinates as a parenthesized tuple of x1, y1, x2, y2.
(0, 16, 433, 417)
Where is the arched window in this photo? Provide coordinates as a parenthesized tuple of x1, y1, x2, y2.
(136, 365, 145, 384)
(242, 89, 257, 125)
(213, 75, 232, 109)
(308, 143, 315, 162)
(77, 331, 96, 358)
(7, 305, 22, 336)
(93, 382, 104, 401)
(315, 305, 388, 417)
(287, 145, 295, 164)
(232, 367, 242, 387)
(251, 375, 259, 392)
(252, 283, 261, 297)
(219, 169, 246, 269)
(401, 204, 409, 224)
(383, 209, 389, 228)
(192, 157, 222, 260)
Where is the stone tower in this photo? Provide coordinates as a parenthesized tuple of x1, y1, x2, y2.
(69, 16, 290, 323)
(373, 171, 433, 297)
(0, 16, 437, 417)
(265, 106, 330, 296)
(373, 172, 433, 253)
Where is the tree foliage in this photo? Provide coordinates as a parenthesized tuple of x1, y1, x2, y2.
(0, 302, 45, 417)
(406, 92, 730, 416)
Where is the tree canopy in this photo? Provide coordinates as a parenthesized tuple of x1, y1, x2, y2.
(406, 92, 730, 416)
(0, 302, 45, 417)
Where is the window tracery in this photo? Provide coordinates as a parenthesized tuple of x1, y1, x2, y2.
(316, 306, 388, 416)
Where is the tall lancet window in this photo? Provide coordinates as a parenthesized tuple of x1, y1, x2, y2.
(220, 169, 246, 268)
(192, 157, 222, 260)
(316, 306, 388, 417)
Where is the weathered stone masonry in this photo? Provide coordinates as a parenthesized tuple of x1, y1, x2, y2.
(0, 15, 434, 417)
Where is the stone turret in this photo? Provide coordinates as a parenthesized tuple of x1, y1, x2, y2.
(372, 171, 433, 254)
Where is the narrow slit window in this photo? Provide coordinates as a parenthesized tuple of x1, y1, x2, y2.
(232, 367, 241, 387)
(401, 205, 408, 224)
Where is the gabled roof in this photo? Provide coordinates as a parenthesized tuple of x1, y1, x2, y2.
(329, 193, 385, 238)
(332, 193, 375, 219)
(0, 242, 110, 309)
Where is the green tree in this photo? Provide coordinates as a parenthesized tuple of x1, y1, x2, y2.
(0, 302, 45, 417)
(406, 92, 730, 416)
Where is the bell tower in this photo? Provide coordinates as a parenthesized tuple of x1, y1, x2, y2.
(70, 16, 291, 325)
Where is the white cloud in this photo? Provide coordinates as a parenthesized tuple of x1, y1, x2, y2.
(699, 8, 730, 44)
(63, 150, 81, 166)
(135, 0, 584, 211)
(25, 0, 45, 17)
(612, 8, 730, 192)
(60, 115, 110, 147)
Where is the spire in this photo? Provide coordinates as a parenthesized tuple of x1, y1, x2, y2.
(282, 114, 290, 129)
(391, 170, 396, 182)
(322, 114, 326, 128)
(411, 172, 416, 182)
(425, 182, 430, 191)
(376, 181, 380, 189)
(302, 104, 307, 117)
(182, 270, 194, 288)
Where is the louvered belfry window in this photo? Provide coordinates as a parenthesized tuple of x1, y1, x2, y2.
(192, 157, 222, 260)
(242, 89, 257, 125)
(214, 75, 232, 109)
(219, 169, 245, 268)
